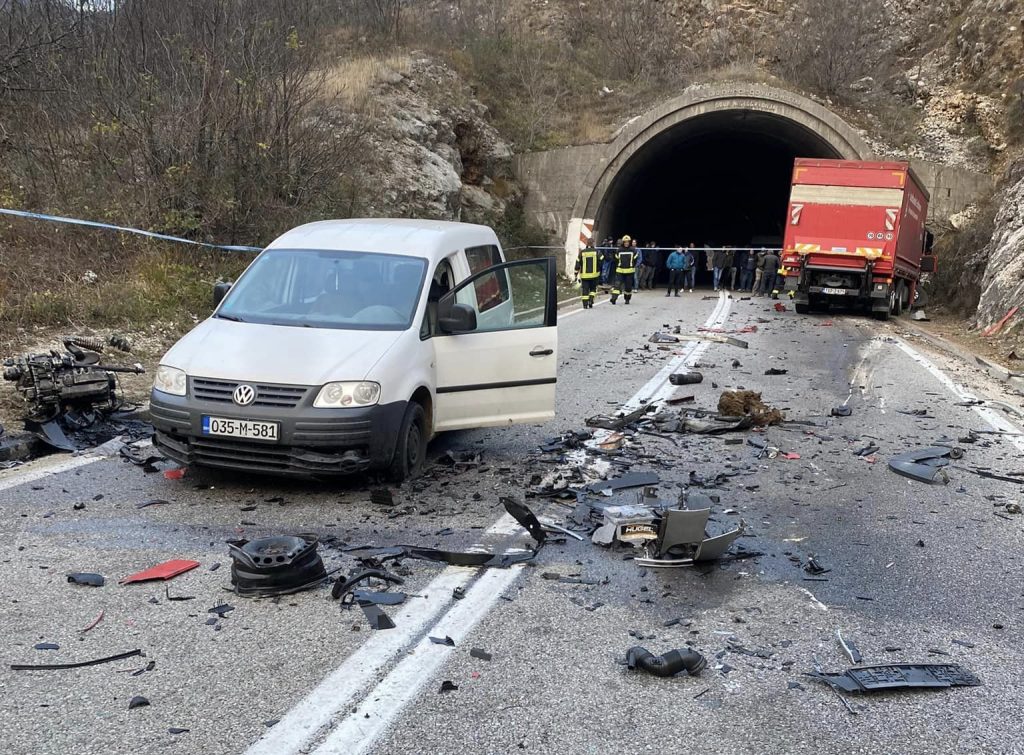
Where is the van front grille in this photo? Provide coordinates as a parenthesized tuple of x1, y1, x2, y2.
(191, 378, 310, 408)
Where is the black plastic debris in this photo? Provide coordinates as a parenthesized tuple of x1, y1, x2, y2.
(831, 406, 852, 417)
(669, 372, 704, 385)
(587, 472, 661, 494)
(807, 664, 981, 693)
(804, 557, 830, 575)
(439, 680, 459, 693)
(229, 534, 328, 597)
(430, 636, 456, 646)
(625, 646, 707, 677)
(135, 498, 170, 509)
(168, 728, 190, 735)
(888, 446, 963, 484)
(208, 604, 235, 617)
(67, 572, 105, 587)
(34, 642, 59, 650)
(586, 404, 655, 431)
(370, 488, 395, 506)
(470, 648, 493, 661)
(501, 497, 547, 544)
(360, 602, 396, 630)
(11, 648, 143, 672)
(764, 368, 788, 375)
(165, 587, 195, 601)
(452, 586, 466, 600)
(352, 590, 407, 606)
(128, 696, 150, 710)
(837, 630, 862, 664)
(332, 569, 405, 601)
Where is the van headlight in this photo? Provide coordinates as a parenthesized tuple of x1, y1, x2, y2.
(153, 365, 187, 396)
(314, 381, 381, 408)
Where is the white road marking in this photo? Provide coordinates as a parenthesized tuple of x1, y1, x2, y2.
(0, 454, 102, 493)
(250, 292, 734, 755)
(799, 587, 829, 612)
(892, 338, 1024, 452)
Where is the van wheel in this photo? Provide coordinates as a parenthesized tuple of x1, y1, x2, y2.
(387, 402, 427, 482)
(795, 303, 810, 315)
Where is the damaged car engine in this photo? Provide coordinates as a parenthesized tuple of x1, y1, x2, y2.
(3, 336, 144, 422)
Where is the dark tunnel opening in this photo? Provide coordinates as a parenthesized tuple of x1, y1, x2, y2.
(598, 110, 842, 283)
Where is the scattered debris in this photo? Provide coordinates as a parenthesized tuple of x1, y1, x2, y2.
(439, 680, 459, 693)
(332, 569, 404, 601)
(67, 572, 105, 587)
(360, 602, 395, 630)
(370, 488, 395, 506)
(717, 390, 784, 426)
(351, 590, 406, 606)
(208, 603, 235, 617)
(837, 630, 862, 664)
(34, 642, 59, 650)
(625, 646, 707, 678)
(831, 406, 852, 417)
(470, 648, 493, 661)
(807, 664, 981, 693)
(668, 372, 703, 386)
(121, 559, 200, 585)
(168, 728, 190, 735)
(10, 648, 143, 671)
(135, 498, 170, 509)
(229, 535, 327, 597)
(591, 504, 659, 546)
(888, 446, 963, 485)
(80, 610, 105, 633)
(634, 505, 744, 568)
(586, 404, 654, 431)
(430, 636, 455, 646)
(163, 467, 186, 480)
(587, 472, 661, 495)
(764, 368, 788, 376)
(128, 696, 150, 710)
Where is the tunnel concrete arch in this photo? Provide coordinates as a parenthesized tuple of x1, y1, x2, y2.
(568, 84, 873, 266)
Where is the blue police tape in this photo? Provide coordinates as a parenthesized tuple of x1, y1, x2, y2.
(0, 207, 262, 252)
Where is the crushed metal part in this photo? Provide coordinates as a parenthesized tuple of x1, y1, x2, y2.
(625, 646, 707, 677)
(669, 372, 704, 385)
(807, 664, 981, 693)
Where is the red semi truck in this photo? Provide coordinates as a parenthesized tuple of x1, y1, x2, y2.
(780, 159, 935, 320)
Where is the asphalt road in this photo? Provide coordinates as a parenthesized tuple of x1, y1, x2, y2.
(2, 287, 1023, 755)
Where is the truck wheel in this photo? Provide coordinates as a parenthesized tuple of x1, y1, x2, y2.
(892, 282, 905, 317)
(387, 402, 427, 482)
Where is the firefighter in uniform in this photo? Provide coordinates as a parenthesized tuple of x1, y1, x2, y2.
(574, 243, 601, 309)
(610, 236, 638, 305)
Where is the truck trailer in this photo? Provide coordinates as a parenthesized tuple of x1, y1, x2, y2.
(780, 159, 935, 320)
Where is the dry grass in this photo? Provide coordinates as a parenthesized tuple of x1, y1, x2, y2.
(323, 53, 413, 104)
(571, 111, 616, 144)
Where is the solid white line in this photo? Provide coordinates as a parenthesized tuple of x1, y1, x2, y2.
(0, 454, 102, 493)
(892, 338, 1024, 453)
(247, 291, 735, 755)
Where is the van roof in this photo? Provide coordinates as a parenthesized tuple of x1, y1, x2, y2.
(265, 218, 500, 259)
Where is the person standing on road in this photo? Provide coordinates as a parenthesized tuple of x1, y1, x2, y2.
(761, 249, 781, 299)
(712, 246, 729, 291)
(682, 243, 697, 292)
(632, 240, 644, 290)
(611, 238, 638, 305)
(665, 246, 685, 297)
(640, 242, 658, 290)
(741, 248, 757, 292)
(600, 238, 616, 285)
(726, 246, 738, 291)
(574, 242, 601, 309)
(753, 250, 766, 295)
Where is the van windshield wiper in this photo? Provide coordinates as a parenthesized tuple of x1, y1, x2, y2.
(215, 313, 246, 322)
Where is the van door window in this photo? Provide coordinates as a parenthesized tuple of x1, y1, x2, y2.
(422, 258, 456, 338)
(448, 258, 550, 332)
(464, 245, 509, 314)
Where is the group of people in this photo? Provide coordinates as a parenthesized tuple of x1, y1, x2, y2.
(574, 237, 783, 308)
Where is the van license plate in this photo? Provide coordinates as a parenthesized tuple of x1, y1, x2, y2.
(202, 416, 279, 441)
(822, 287, 847, 295)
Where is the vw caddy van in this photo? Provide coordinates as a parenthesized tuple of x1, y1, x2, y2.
(150, 219, 557, 480)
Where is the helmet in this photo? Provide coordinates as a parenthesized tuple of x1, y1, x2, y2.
(621, 235, 632, 242)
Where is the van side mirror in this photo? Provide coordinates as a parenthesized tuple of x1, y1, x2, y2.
(213, 281, 233, 307)
(438, 302, 478, 334)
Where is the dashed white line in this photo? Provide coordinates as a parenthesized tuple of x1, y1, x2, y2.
(0, 454, 102, 493)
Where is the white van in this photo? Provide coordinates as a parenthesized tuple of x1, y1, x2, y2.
(149, 219, 558, 480)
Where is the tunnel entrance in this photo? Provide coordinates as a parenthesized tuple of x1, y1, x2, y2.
(597, 110, 841, 286)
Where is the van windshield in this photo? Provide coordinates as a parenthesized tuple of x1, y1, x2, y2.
(217, 249, 428, 331)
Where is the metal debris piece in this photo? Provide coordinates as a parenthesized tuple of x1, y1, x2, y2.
(888, 446, 963, 485)
(67, 572, 105, 587)
(34, 642, 59, 650)
(807, 664, 981, 693)
(669, 372, 704, 385)
(586, 404, 655, 431)
(135, 498, 170, 509)
(625, 646, 707, 677)
(80, 610, 105, 633)
(831, 406, 852, 417)
(591, 505, 660, 546)
(229, 535, 327, 597)
(439, 680, 459, 693)
(332, 569, 405, 601)
(837, 630, 862, 664)
(10, 648, 143, 671)
(501, 497, 547, 544)
(121, 559, 200, 585)
(208, 604, 235, 617)
(429, 636, 456, 646)
(351, 590, 406, 606)
(764, 368, 788, 375)
(128, 695, 150, 710)
(470, 648, 493, 661)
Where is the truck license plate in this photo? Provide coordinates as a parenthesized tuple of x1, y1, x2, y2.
(822, 287, 847, 295)
(202, 416, 279, 441)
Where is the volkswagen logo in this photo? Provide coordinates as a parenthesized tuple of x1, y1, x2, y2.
(233, 384, 257, 406)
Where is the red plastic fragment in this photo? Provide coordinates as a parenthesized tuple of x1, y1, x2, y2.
(782, 452, 801, 460)
(120, 559, 200, 584)
(774, 303, 787, 312)
(163, 468, 186, 480)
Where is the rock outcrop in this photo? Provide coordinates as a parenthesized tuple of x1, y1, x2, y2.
(975, 158, 1024, 337)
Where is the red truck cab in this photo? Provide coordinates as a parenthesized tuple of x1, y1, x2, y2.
(781, 159, 936, 320)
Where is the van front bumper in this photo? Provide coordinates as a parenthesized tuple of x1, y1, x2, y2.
(150, 390, 407, 476)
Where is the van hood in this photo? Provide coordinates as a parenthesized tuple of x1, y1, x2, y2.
(161, 318, 404, 386)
